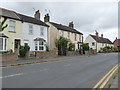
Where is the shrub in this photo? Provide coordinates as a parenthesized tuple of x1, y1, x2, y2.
(68, 42, 75, 51)
(81, 43, 89, 51)
(55, 36, 70, 55)
(0, 49, 13, 54)
(46, 45, 49, 52)
(19, 45, 30, 57)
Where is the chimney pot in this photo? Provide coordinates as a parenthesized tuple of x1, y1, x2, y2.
(101, 34, 103, 38)
(69, 21, 74, 28)
(44, 13, 50, 22)
(95, 30, 99, 37)
(34, 10, 40, 20)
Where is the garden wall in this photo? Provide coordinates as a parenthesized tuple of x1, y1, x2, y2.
(35, 49, 58, 58)
(0, 49, 18, 62)
(67, 51, 79, 56)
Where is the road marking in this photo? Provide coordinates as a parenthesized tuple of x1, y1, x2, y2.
(100, 66, 118, 88)
(1, 68, 49, 79)
(92, 64, 120, 90)
(0, 73, 24, 79)
(92, 64, 118, 90)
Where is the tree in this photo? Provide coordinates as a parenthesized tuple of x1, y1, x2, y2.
(55, 36, 70, 55)
(81, 43, 89, 51)
(68, 42, 75, 51)
(0, 17, 8, 31)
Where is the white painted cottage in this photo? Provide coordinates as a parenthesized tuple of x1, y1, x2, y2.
(84, 31, 114, 52)
(17, 10, 49, 51)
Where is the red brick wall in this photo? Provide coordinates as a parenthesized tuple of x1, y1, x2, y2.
(114, 39, 120, 48)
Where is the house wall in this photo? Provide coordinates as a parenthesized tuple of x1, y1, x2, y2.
(114, 40, 120, 48)
(46, 22, 59, 50)
(1, 17, 22, 52)
(21, 22, 48, 51)
(58, 30, 83, 50)
(84, 35, 114, 52)
(84, 35, 97, 50)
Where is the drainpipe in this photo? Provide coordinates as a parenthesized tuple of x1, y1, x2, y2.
(96, 41, 97, 53)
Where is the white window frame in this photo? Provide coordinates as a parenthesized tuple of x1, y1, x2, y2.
(29, 24, 33, 35)
(9, 20, 16, 32)
(40, 27, 44, 36)
(74, 33, 77, 41)
(0, 37, 7, 51)
(35, 41, 44, 51)
(68, 32, 70, 39)
(61, 31, 64, 37)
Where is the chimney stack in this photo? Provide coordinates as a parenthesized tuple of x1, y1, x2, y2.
(95, 30, 99, 37)
(101, 34, 103, 38)
(69, 21, 74, 28)
(44, 13, 50, 22)
(34, 10, 40, 20)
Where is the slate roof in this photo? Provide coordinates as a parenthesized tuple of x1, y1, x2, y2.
(0, 33, 8, 38)
(50, 22, 83, 35)
(0, 8, 49, 27)
(90, 35, 113, 44)
(17, 13, 49, 27)
(0, 8, 21, 20)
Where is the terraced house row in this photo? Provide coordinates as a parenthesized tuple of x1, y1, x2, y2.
(0, 8, 83, 53)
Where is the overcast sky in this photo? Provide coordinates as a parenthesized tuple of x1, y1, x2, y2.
(0, 1, 118, 41)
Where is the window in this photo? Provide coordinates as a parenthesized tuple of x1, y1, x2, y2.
(68, 32, 70, 39)
(9, 20, 16, 32)
(39, 41, 44, 50)
(0, 38, 3, 50)
(35, 41, 38, 51)
(35, 41, 44, 51)
(74, 33, 77, 41)
(4, 38, 7, 50)
(0, 38, 7, 51)
(79, 35, 81, 41)
(29, 24, 33, 35)
(24, 43, 28, 46)
(61, 31, 64, 37)
(40, 27, 44, 36)
(92, 42, 95, 46)
(102, 43, 104, 46)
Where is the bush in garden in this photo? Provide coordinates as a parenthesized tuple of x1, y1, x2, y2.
(81, 43, 89, 51)
(19, 45, 30, 57)
(55, 36, 70, 55)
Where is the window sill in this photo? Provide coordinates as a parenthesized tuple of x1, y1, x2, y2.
(8, 31, 16, 33)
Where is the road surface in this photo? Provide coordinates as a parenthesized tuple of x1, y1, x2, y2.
(2, 53, 118, 88)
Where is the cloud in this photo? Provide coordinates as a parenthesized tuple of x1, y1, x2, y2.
(0, 2, 118, 41)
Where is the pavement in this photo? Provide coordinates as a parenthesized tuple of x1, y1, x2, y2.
(1, 54, 97, 67)
(110, 70, 119, 88)
(1, 53, 119, 88)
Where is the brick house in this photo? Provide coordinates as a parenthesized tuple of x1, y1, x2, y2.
(113, 38, 120, 48)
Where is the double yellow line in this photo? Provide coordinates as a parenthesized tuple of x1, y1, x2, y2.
(93, 64, 119, 89)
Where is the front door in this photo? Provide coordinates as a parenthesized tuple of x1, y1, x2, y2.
(14, 39, 21, 49)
